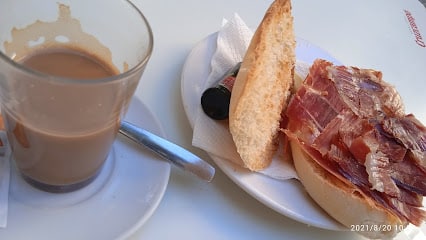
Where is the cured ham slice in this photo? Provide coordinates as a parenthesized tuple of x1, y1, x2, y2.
(383, 115, 426, 173)
(327, 65, 405, 118)
(286, 59, 426, 226)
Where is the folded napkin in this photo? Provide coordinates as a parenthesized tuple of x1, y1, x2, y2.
(192, 14, 305, 180)
(0, 132, 10, 228)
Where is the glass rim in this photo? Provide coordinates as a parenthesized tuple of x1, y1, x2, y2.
(0, 0, 154, 85)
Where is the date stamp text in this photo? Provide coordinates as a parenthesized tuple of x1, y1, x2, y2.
(350, 224, 405, 233)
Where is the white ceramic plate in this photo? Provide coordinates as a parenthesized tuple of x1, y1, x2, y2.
(181, 33, 426, 237)
(0, 97, 171, 240)
(181, 32, 346, 231)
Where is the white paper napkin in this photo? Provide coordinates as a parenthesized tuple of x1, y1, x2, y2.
(0, 132, 10, 228)
(192, 14, 301, 180)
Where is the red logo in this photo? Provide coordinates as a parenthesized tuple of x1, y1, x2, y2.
(404, 10, 426, 48)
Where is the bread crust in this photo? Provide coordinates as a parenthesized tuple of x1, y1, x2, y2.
(229, 0, 295, 171)
(290, 140, 407, 239)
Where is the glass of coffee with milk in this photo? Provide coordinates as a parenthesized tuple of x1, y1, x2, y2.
(0, 0, 153, 192)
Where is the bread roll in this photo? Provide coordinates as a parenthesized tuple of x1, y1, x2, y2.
(229, 0, 295, 171)
(291, 141, 407, 239)
(285, 59, 426, 238)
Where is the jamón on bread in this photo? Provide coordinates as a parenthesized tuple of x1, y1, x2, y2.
(291, 141, 406, 239)
(229, 0, 295, 171)
(286, 59, 426, 239)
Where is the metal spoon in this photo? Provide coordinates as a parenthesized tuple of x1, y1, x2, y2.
(119, 121, 215, 182)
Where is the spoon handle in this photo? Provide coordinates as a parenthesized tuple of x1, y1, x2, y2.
(119, 121, 215, 182)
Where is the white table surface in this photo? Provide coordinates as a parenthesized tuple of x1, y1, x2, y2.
(126, 0, 426, 239)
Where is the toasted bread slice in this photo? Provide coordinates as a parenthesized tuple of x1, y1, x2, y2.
(229, 0, 296, 171)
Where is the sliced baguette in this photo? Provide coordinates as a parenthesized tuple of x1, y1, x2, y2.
(229, 0, 296, 171)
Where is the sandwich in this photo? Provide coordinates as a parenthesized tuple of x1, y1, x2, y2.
(228, 0, 426, 238)
(285, 59, 426, 239)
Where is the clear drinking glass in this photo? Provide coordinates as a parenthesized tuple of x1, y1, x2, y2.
(0, 0, 153, 192)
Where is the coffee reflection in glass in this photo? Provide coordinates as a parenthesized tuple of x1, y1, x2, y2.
(0, 0, 153, 193)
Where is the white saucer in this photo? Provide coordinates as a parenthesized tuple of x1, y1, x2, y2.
(0, 97, 171, 240)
